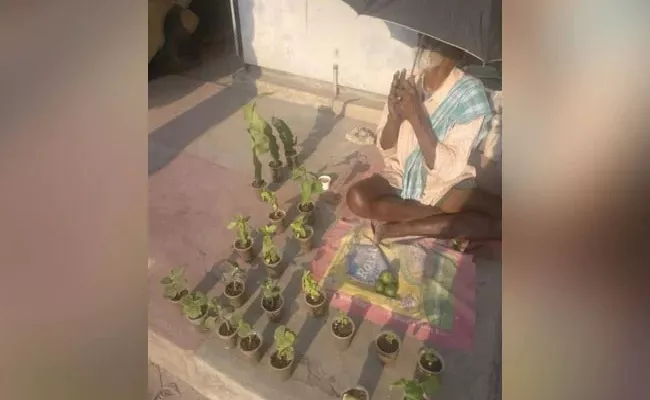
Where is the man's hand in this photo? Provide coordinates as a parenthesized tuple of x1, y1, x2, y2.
(394, 76, 423, 124)
(387, 69, 407, 122)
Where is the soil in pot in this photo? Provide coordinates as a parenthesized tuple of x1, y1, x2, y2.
(240, 334, 262, 362)
(304, 292, 326, 317)
(167, 289, 188, 303)
(264, 257, 284, 279)
(261, 294, 284, 322)
(269, 351, 294, 381)
(233, 238, 254, 263)
(376, 333, 400, 363)
(331, 318, 356, 351)
(341, 388, 368, 400)
(416, 351, 444, 378)
(296, 226, 314, 252)
(225, 281, 247, 308)
(297, 202, 315, 225)
(269, 160, 283, 183)
(269, 210, 286, 234)
(218, 322, 238, 349)
(285, 151, 298, 170)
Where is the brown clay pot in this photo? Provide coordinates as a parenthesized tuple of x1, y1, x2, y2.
(269, 160, 283, 183)
(375, 331, 401, 364)
(269, 210, 287, 234)
(296, 225, 314, 252)
(217, 321, 238, 349)
(239, 334, 263, 362)
(261, 293, 284, 322)
(269, 350, 294, 381)
(186, 306, 208, 326)
(233, 238, 255, 263)
(304, 292, 326, 317)
(331, 317, 356, 351)
(285, 151, 299, 170)
(224, 281, 247, 308)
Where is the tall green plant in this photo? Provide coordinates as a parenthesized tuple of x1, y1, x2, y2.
(228, 215, 252, 246)
(273, 326, 297, 362)
(271, 117, 297, 155)
(260, 189, 280, 215)
(259, 224, 279, 264)
(301, 271, 322, 301)
(291, 167, 323, 206)
(290, 214, 309, 239)
(223, 261, 246, 289)
(243, 100, 272, 183)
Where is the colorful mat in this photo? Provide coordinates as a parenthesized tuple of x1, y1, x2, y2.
(311, 220, 477, 350)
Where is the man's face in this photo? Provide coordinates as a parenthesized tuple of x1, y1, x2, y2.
(415, 48, 452, 92)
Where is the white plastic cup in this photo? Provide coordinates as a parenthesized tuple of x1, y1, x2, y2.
(319, 175, 331, 191)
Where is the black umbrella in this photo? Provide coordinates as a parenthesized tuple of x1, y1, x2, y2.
(341, 0, 502, 63)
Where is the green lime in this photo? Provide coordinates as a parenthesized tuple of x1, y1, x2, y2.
(383, 282, 397, 298)
(374, 281, 385, 294)
(379, 270, 395, 285)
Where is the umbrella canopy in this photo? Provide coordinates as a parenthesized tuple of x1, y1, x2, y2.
(342, 0, 501, 63)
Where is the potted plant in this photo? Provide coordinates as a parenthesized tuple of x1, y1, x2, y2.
(260, 279, 284, 322)
(259, 224, 284, 279)
(222, 260, 248, 308)
(161, 267, 188, 303)
(265, 124, 284, 183)
(330, 310, 356, 351)
(228, 214, 255, 263)
(390, 376, 440, 400)
(243, 100, 270, 192)
(291, 166, 323, 225)
(180, 291, 209, 325)
(260, 189, 286, 234)
(341, 386, 370, 400)
(269, 325, 296, 381)
(290, 214, 314, 252)
(415, 348, 445, 379)
(375, 330, 401, 364)
(204, 300, 239, 348)
(237, 319, 262, 362)
(272, 117, 299, 169)
(301, 271, 326, 317)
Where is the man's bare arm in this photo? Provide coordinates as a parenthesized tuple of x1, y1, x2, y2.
(409, 111, 439, 169)
(379, 114, 402, 150)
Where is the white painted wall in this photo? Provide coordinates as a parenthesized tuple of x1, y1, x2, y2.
(237, 0, 419, 95)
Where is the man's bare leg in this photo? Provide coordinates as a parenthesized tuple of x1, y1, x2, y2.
(379, 212, 502, 241)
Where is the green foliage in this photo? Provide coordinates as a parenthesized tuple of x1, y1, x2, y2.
(252, 146, 264, 184)
(180, 292, 207, 319)
(382, 331, 398, 345)
(290, 214, 309, 239)
(421, 348, 440, 364)
(161, 267, 187, 299)
(301, 271, 322, 300)
(333, 310, 352, 327)
(273, 326, 296, 362)
(237, 319, 255, 340)
(243, 101, 271, 156)
(223, 260, 245, 285)
(204, 299, 238, 331)
(261, 279, 280, 301)
(391, 376, 440, 400)
(271, 117, 297, 155)
(291, 167, 323, 206)
(228, 215, 252, 245)
(259, 224, 279, 264)
(260, 189, 279, 214)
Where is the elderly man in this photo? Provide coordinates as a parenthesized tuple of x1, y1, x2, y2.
(346, 36, 501, 243)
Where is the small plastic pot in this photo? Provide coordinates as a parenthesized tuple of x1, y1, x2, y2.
(261, 294, 284, 322)
(224, 281, 247, 308)
(269, 210, 287, 234)
(415, 348, 445, 380)
(269, 350, 294, 381)
(297, 201, 315, 225)
(285, 151, 299, 170)
(296, 225, 314, 252)
(217, 321, 239, 349)
(233, 238, 255, 263)
(264, 256, 284, 279)
(331, 317, 356, 351)
(186, 306, 208, 326)
(239, 334, 263, 362)
(375, 331, 402, 364)
(304, 292, 326, 317)
(340, 386, 369, 400)
(269, 160, 283, 183)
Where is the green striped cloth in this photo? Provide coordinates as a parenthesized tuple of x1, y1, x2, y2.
(401, 75, 493, 201)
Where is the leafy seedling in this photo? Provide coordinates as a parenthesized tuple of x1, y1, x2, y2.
(301, 270, 322, 303)
(290, 214, 310, 239)
(273, 326, 297, 362)
(228, 215, 252, 248)
(259, 224, 280, 264)
(161, 267, 188, 300)
(180, 292, 208, 320)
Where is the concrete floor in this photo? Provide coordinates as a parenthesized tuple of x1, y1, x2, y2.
(148, 71, 501, 400)
(148, 361, 207, 400)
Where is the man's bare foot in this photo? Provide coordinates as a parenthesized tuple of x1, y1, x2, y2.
(370, 220, 386, 244)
